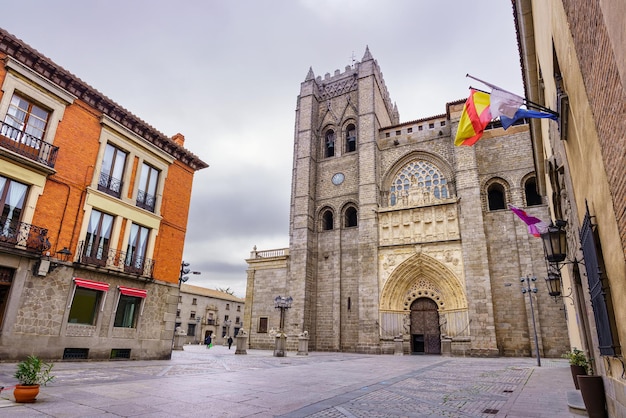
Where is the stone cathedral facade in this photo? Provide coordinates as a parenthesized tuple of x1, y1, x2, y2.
(244, 48, 569, 357)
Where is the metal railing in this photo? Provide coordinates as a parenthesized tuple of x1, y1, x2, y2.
(97, 172, 123, 198)
(136, 189, 156, 212)
(77, 240, 154, 278)
(0, 121, 59, 168)
(0, 217, 50, 252)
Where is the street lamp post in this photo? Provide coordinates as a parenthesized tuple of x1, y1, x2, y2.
(521, 275, 541, 367)
(273, 295, 292, 357)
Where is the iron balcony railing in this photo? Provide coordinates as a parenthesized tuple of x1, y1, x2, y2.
(0, 217, 50, 253)
(77, 240, 155, 278)
(136, 189, 156, 212)
(0, 121, 59, 168)
(97, 172, 123, 198)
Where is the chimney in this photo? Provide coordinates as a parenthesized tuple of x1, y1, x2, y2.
(172, 133, 185, 146)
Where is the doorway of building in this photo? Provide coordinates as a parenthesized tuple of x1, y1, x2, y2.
(0, 267, 14, 328)
(410, 297, 441, 354)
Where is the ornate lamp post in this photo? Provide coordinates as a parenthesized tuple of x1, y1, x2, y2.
(273, 295, 292, 357)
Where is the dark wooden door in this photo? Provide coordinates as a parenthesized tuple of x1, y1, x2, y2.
(410, 298, 441, 354)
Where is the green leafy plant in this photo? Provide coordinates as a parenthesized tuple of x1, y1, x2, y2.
(14, 355, 55, 386)
(562, 348, 589, 372)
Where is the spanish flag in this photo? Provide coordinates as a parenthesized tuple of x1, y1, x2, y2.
(454, 89, 492, 146)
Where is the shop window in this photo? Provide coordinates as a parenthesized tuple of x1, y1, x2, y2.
(114, 294, 141, 328)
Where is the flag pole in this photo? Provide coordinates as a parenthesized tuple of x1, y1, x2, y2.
(466, 74, 559, 116)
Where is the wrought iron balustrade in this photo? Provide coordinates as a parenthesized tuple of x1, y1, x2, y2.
(77, 240, 154, 278)
(0, 121, 59, 168)
(0, 217, 50, 252)
(97, 172, 123, 198)
(136, 189, 156, 212)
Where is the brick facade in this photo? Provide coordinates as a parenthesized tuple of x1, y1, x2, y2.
(0, 28, 207, 361)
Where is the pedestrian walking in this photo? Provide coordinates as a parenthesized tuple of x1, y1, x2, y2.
(227, 336, 233, 349)
(204, 335, 212, 349)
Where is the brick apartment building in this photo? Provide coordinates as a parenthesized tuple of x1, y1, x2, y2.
(0, 28, 207, 360)
(244, 47, 570, 358)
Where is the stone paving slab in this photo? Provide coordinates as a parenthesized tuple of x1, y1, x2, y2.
(0, 344, 579, 417)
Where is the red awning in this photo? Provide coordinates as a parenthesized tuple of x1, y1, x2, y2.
(118, 286, 147, 298)
(73, 278, 110, 292)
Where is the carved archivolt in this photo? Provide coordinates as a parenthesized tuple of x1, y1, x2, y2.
(380, 252, 466, 312)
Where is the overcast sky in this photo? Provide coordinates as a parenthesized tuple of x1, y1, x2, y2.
(2, 1, 523, 298)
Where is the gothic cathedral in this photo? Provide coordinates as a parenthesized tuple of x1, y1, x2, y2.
(244, 48, 569, 357)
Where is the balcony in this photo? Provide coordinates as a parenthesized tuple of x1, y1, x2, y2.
(0, 122, 59, 168)
(76, 240, 155, 278)
(97, 172, 123, 198)
(0, 217, 50, 253)
(136, 190, 155, 212)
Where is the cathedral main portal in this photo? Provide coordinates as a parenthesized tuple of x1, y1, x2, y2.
(410, 298, 441, 354)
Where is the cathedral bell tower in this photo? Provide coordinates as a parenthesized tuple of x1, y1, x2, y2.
(287, 47, 398, 352)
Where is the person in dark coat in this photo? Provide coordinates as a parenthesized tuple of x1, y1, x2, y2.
(204, 335, 212, 349)
(227, 336, 233, 349)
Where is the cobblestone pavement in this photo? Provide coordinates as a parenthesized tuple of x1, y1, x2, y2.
(0, 344, 578, 417)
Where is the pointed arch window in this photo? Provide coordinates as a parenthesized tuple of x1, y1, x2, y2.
(324, 130, 335, 158)
(345, 124, 356, 153)
(487, 183, 506, 210)
(389, 160, 448, 206)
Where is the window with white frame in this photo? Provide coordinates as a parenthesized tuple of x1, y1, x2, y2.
(114, 294, 141, 328)
(68, 278, 109, 325)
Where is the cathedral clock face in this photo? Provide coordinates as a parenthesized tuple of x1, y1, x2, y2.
(332, 172, 345, 185)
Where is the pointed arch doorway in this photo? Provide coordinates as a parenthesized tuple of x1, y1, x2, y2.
(410, 298, 441, 354)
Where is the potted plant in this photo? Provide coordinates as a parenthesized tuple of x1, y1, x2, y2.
(563, 348, 588, 389)
(13, 355, 54, 403)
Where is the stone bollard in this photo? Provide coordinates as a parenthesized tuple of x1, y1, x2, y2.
(297, 331, 309, 356)
(235, 329, 248, 355)
(274, 332, 287, 357)
(394, 335, 404, 355)
(172, 326, 186, 350)
(441, 338, 452, 356)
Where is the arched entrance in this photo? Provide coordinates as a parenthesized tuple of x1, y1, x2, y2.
(410, 298, 441, 354)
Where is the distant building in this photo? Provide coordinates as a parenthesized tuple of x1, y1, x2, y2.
(514, 0, 626, 415)
(178, 284, 244, 345)
(0, 28, 207, 360)
(245, 47, 570, 357)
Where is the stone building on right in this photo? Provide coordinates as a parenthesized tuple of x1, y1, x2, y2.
(514, 0, 625, 415)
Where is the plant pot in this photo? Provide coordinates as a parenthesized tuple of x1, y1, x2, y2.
(13, 384, 40, 403)
(570, 364, 587, 389)
(577, 375, 607, 418)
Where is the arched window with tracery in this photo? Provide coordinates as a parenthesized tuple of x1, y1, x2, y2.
(344, 206, 358, 227)
(389, 160, 449, 206)
(345, 124, 356, 153)
(524, 177, 542, 206)
(324, 129, 335, 158)
(321, 208, 334, 231)
(487, 183, 506, 210)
